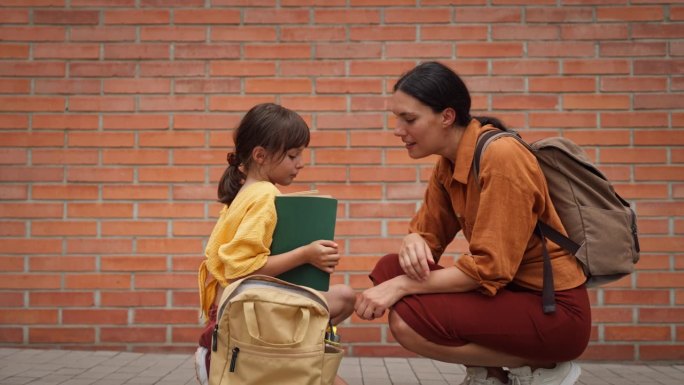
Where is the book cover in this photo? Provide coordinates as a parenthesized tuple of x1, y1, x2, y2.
(271, 194, 337, 291)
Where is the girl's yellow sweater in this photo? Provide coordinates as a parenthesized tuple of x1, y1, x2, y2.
(198, 181, 279, 319)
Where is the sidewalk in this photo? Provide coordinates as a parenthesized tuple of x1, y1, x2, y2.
(1, 348, 683, 385)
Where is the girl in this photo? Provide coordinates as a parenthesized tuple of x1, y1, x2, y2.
(354, 62, 591, 385)
(196, 103, 355, 385)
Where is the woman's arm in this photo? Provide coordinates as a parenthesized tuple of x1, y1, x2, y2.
(355, 266, 479, 320)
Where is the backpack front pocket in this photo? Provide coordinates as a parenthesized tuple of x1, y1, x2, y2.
(221, 340, 324, 385)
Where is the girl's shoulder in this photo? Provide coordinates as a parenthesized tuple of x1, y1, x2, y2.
(232, 181, 280, 207)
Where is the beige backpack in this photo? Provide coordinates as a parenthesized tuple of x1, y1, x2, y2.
(475, 130, 641, 313)
(208, 275, 343, 385)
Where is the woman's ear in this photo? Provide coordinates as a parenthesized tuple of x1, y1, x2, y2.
(251, 146, 267, 165)
(442, 107, 456, 128)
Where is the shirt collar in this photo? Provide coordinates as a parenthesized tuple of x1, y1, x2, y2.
(447, 118, 497, 185)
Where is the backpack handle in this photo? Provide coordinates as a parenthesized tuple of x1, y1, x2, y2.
(243, 301, 310, 346)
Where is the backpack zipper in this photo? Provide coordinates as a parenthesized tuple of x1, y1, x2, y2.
(229, 347, 240, 372)
(211, 324, 218, 352)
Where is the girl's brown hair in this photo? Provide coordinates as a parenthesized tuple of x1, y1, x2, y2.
(217, 103, 310, 205)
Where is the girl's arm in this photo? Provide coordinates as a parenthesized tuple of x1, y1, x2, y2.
(252, 240, 340, 277)
(355, 266, 478, 320)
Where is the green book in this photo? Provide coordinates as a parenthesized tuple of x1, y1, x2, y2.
(271, 194, 338, 291)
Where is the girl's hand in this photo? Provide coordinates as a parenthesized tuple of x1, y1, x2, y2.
(300, 240, 340, 274)
(399, 233, 434, 281)
(355, 278, 404, 321)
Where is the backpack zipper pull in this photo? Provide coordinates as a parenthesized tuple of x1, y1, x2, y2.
(211, 324, 218, 352)
(229, 347, 240, 372)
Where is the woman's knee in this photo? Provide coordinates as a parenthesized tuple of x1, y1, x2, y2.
(369, 253, 402, 283)
(388, 311, 416, 345)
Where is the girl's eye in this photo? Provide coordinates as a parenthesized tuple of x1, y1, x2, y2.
(405, 118, 416, 124)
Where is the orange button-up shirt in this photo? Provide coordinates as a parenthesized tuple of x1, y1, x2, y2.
(409, 119, 586, 296)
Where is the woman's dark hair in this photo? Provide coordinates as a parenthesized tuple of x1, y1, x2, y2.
(393, 61, 506, 130)
(217, 103, 310, 205)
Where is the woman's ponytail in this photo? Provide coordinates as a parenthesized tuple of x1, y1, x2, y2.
(473, 116, 508, 131)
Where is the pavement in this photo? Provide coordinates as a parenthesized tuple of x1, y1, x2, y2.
(0, 348, 683, 385)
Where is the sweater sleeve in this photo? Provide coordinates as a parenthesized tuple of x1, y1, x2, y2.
(217, 188, 277, 280)
(409, 160, 462, 262)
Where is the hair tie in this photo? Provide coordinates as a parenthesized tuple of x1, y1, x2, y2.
(227, 152, 240, 167)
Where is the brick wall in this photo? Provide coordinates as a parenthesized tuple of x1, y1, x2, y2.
(0, 0, 682, 361)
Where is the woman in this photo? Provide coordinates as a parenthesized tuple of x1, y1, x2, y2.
(354, 62, 591, 385)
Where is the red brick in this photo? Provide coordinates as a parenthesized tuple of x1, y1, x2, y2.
(35, 79, 101, 95)
(68, 96, 135, 112)
(32, 150, 99, 165)
(281, 26, 346, 42)
(70, 27, 136, 42)
(0, 9, 28, 23)
(172, 185, 214, 200)
(104, 44, 170, 59)
(71, 0, 135, 5)
(564, 60, 630, 75)
(0, 310, 58, 324)
(175, 9, 239, 24)
(32, 221, 97, 236)
(316, 43, 382, 59)
(103, 78, 171, 94)
(30, 328, 95, 343)
(0, 26, 66, 41)
(32, 185, 98, 200)
(65, 170, 126, 187)
(64, 273, 131, 289)
(580, 344, 634, 361)
(30, 256, 96, 274)
(492, 60, 559, 75)
(600, 42, 666, 57)
(640, 345, 684, 361)
(244, 44, 311, 59)
(0, 79, 29, 93)
(211, 26, 277, 42)
(139, 96, 205, 111)
(0, 274, 61, 289)
(246, 78, 312, 94)
(33, 114, 99, 130)
(101, 222, 167, 237)
(0, 97, 64, 112)
(0, 292, 24, 307)
(104, 10, 170, 24)
(0, 184, 27, 199)
(103, 185, 169, 200)
(101, 327, 167, 343)
(173, 221, 215, 236)
(30, 292, 94, 307)
(0, 167, 64, 183)
(141, 26, 206, 41)
(0, 221, 25, 236)
(135, 309, 198, 324)
(0, 44, 29, 58)
(103, 115, 168, 131)
(101, 291, 167, 307)
(34, 10, 99, 25)
(138, 203, 204, 218)
(140, 62, 205, 77)
(315, 9, 380, 24)
(633, 24, 684, 39)
(244, 8, 309, 24)
(65, 309, 130, 325)
(0, 203, 63, 218)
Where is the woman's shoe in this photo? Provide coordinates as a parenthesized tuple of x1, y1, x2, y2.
(461, 366, 509, 385)
(508, 361, 581, 385)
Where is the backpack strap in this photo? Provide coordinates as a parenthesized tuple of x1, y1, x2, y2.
(474, 130, 580, 315)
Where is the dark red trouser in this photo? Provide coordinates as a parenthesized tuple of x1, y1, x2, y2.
(370, 253, 591, 363)
(198, 305, 217, 376)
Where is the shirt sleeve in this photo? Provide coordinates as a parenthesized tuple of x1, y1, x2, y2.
(455, 138, 546, 296)
(218, 190, 277, 280)
(409, 160, 462, 262)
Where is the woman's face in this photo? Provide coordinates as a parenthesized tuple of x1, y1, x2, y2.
(390, 90, 449, 159)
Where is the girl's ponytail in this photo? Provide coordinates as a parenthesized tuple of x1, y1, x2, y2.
(217, 152, 245, 205)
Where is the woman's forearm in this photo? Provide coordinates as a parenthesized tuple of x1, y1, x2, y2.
(394, 266, 480, 297)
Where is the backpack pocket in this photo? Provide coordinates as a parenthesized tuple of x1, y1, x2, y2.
(218, 340, 324, 385)
(576, 205, 637, 286)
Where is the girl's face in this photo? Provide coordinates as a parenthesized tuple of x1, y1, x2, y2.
(390, 90, 451, 159)
(263, 146, 306, 186)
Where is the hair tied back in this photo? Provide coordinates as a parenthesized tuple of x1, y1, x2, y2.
(226, 152, 240, 167)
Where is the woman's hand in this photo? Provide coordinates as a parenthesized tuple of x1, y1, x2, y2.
(355, 278, 405, 321)
(300, 240, 340, 274)
(399, 233, 434, 281)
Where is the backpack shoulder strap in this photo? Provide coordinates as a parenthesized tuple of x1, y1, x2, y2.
(473, 129, 526, 183)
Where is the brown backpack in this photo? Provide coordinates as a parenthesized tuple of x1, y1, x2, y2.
(474, 130, 641, 314)
(209, 275, 343, 385)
